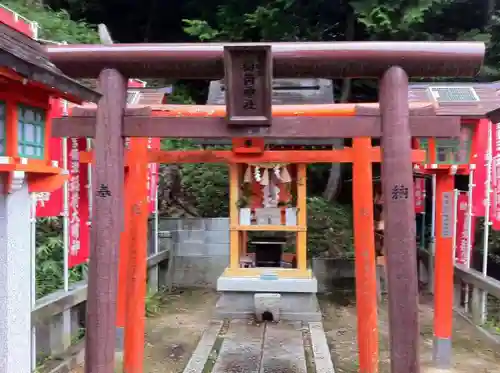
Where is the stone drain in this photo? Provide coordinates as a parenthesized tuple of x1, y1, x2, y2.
(254, 293, 281, 322)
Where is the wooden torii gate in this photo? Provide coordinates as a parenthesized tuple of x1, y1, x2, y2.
(49, 42, 485, 373)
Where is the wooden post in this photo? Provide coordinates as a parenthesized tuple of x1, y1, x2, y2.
(433, 172, 454, 368)
(352, 137, 379, 373)
(85, 68, 127, 373)
(124, 138, 150, 373)
(229, 163, 240, 269)
(379, 66, 420, 373)
(296, 163, 307, 272)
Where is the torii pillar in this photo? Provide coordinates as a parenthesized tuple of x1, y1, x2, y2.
(85, 68, 127, 373)
(380, 67, 420, 373)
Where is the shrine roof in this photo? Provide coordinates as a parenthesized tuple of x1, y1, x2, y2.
(201, 78, 336, 145)
(208, 79, 334, 105)
(0, 22, 100, 103)
(66, 86, 170, 109)
(408, 82, 499, 118)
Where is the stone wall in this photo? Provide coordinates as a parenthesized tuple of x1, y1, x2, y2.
(154, 217, 356, 292)
(158, 218, 230, 288)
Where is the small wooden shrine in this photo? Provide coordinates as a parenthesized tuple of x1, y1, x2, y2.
(203, 79, 335, 277)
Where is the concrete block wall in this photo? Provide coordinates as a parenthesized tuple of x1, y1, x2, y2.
(311, 258, 355, 293)
(35, 305, 83, 361)
(159, 218, 230, 288)
(154, 217, 357, 292)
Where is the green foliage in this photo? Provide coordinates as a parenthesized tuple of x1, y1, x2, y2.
(35, 217, 86, 299)
(350, 0, 449, 35)
(3, 0, 99, 43)
(181, 163, 229, 217)
(145, 290, 164, 317)
(183, 19, 220, 41)
(161, 137, 230, 218)
(160, 84, 230, 218)
(307, 197, 354, 258)
(181, 0, 500, 81)
(167, 84, 196, 104)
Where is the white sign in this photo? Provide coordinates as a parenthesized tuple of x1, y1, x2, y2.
(441, 191, 453, 238)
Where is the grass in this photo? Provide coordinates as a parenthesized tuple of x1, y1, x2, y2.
(202, 319, 229, 373)
(302, 324, 317, 373)
(145, 288, 167, 317)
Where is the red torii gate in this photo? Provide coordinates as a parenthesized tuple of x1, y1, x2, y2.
(48, 42, 485, 373)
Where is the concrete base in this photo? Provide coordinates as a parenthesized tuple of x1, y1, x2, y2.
(432, 337, 452, 369)
(254, 293, 281, 322)
(217, 275, 318, 293)
(215, 291, 322, 322)
(115, 326, 124, 363)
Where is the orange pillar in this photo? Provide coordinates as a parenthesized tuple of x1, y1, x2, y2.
(229, 163, 240, 269)
(123, 138, 150, 373)
(352, 138, 378, 373)
(433, 172, 454, 368)
(116, 167, 132, 364)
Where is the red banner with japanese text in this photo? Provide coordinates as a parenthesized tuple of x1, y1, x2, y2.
(125, 79, 161, 213)
(455, 192, 476, 265)
(35, 98, 65, 217)
(414, 177, 425, 213)
(147, 138, 161, 213)
(67, 138, 90, 268)
(472, 119, 489, 217)
(491, 121, 500, 230)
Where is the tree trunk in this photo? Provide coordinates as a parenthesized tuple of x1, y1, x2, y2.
(323, 6, 355, 201)
(157, 164, 199, 217)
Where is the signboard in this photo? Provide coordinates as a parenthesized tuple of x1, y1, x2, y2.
(67, 138, 90, 268)
(147, 137, 161, 213)
(472, 119, 489, 217)
(34, 137, 64, 217)
(223, 45, 272, 126)
(491, 121, 500, 230)
(441, 191, 453, 238)
(35, 98, 65, 217)
(455, 192, 469, 264)
(414, 178, 425, 213)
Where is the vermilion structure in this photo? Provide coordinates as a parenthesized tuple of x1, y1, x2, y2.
(0, 20, 99, 373)
(46, 40, 486, 373)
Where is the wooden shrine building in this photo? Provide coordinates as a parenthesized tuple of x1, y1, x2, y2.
(0, 21, 99, 373)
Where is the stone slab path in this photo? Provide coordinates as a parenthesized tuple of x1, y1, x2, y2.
(184, 319, 335, 373)
(68, 289, 499, 373)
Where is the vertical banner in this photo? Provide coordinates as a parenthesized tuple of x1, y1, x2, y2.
(455, 192, 470, 264)
(491, 121, 500, 230)
(35, 98, 65, 217)
(414, 177, 425, 213)
(472, 119, 489, 217)
(125, 79, 161, 214)
(147, 138, 161, 213)
(67, 138, 90, 268)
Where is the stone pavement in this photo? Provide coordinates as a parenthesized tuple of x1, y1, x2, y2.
(183, 319, 335, 373)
